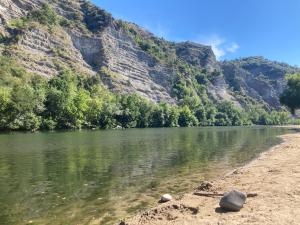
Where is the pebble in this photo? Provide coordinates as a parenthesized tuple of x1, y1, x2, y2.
(160, 194, 172, 203)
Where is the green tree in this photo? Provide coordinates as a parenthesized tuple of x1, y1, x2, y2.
(86, 86, 117, 129)
(0, 88, 11, 130)
(149, 103, 179, 128)
(72, 89, 90, 128)
(178, 106, 198, 127)
(194, 105, 207, 126)
(115, 94, 146, 128)
(215, 112, 230, 126)
(150, 106, 165, 127)
(9, 84, 45, 131)
(216, 101, 245, 126)
(162, 103, 179, 127)
(205, 104, 217, 126)
(135, 99, 154, 128)
(45, 70, 83, 129)
(280, 73, 300, 114)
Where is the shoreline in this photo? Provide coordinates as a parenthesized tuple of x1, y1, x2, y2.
(0, 124, 298, 135)
(123, 131, 300, 225)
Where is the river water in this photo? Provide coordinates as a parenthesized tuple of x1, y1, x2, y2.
(0, 126, 296, 225)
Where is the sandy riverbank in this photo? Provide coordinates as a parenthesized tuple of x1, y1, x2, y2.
(123, 132, 300, 225)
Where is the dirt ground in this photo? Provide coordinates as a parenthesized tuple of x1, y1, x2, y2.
(124, 133, 300, 225)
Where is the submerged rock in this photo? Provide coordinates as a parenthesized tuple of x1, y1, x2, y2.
(219, 190, 247, 211)
(160, 194, 172, 203)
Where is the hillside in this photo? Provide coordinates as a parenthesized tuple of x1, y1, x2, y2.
(0, 0, 299, 130)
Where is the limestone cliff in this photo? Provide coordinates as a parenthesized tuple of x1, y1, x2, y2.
(221, 57, 299, 109)
(0, 0, 298, 108)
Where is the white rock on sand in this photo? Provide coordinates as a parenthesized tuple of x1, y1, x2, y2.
(160, 194, 172, 203)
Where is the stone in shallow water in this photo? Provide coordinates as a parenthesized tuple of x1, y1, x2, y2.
(219, 190, 247, 211)
(160, 194, 172, 203)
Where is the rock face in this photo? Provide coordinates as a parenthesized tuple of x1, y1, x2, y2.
(175, 41, 220, 73)
(219, 190, 247, 211)
(0, 0, 299, 107)
(14, 27, 95, 77)
(99, 25, 176, 103)
(221, 57, 300, 109)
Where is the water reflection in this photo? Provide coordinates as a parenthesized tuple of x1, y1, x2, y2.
(0, 127, 295, 225)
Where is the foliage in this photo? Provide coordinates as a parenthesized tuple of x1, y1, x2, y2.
(150, 103, 179, 127)
(0, 57, 46, 131)
(8, 3, 79, 32)
(178, 106, 198, 127)
(0, 56, 293, 131)
(9, 4, 58, 31)
(245, 105, 290, 125)
(291, 118, 300, 125)
(30, 4, 58, 26)
(216, 101, 245, 126)
(280, 73, 300, 114)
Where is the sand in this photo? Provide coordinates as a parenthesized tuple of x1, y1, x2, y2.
(124, 133, 300, 225)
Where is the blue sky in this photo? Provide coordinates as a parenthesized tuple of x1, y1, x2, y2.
(92, 0, 300, 66)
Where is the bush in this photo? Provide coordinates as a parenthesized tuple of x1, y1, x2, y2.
(216, 101, 245, 126)
(31, 4, 58, 26)
(178, 106, 198, 127)
(280, 73, 300, 114)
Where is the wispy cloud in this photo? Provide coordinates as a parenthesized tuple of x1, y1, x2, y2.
(226, 42, 239, 53)
(143, 23, 170, 39)
(195, 34, 239, 59)
(200, 35, 226, 59)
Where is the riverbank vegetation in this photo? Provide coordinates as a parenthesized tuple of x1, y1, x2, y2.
(0, 56, 292, 132)
(280, 73, 300, 114)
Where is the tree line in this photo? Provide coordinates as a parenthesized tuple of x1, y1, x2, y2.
(0, 56, 293, 132)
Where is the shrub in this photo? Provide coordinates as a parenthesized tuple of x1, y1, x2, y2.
(31, 4, 58, 26)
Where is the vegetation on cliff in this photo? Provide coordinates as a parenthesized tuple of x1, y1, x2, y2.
(0, 56, 291, 131)
(9, 4, 58, 30)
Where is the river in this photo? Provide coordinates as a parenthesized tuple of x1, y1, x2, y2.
(0, 126, 296, 225)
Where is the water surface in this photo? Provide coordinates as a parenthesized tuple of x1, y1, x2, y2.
(0, 127, 295, 225)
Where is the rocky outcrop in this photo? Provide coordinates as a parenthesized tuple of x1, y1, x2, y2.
(0, 0, 299, 108)
(221, 57, 300, 108)
(0, 0, 43, 21)
(175, 41, 220, 73)
(99, 25, 176, 103)
(11, 27, 95, 77)
(70, 32, 104, 69)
